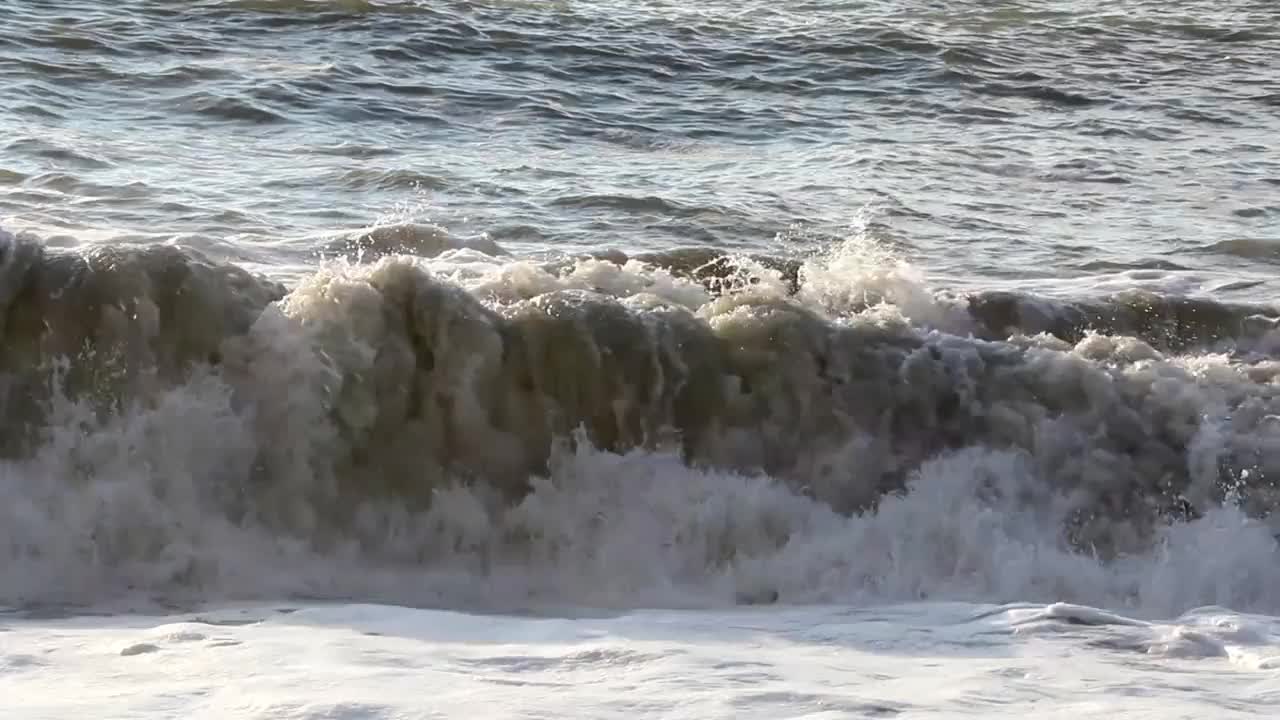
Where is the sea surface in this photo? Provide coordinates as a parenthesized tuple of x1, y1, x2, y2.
(2, 1, 1280, 717)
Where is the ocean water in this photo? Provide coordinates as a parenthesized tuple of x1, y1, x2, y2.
(2, 0, 1280, 717)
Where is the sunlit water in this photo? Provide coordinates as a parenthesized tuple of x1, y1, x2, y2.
(2, 0, 1277, 291)
(5, 603, 1279, 719)
(2, 1, 1280, 717)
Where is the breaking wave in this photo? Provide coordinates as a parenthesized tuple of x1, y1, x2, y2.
(2, 224, 1279, 616)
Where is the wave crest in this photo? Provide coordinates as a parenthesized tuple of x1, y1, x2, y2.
(2, 229, 1280, 611)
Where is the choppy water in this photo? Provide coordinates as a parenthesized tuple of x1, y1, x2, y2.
(3, 0, 1278, 291)
(3, 1, 1280, 716)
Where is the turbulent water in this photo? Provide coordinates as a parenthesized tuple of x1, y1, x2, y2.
(2, 0, 1280, 716)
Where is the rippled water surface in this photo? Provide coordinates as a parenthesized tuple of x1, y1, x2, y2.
(6, 6, 1280, 717)
(2, 0, 1277, 293)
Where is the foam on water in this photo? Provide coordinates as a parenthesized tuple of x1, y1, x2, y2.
(3, 601, 1277, 719)
(5, 2, 1279, 713)
(1, 225, 1279, 618)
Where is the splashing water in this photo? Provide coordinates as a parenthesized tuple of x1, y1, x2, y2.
(0, 224, 1278, 618)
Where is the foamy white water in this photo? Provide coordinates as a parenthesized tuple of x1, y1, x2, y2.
(3, 1, 1280, 715)
(3, 225, 1280, 716)
(5, 602, 1278, 719)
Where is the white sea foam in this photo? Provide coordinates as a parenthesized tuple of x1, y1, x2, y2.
(3, 601, 1277, 719)
(0, 227, 1278, 620)
(1, 221, 1280, 634)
